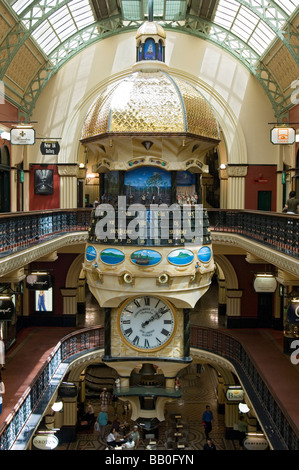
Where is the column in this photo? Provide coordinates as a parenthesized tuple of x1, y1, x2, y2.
(218, 277, 226, 315)
(104, 307, 111, 358)
(60, 288, 77, 315)
(226, 289, 243, 327)
(218, 167, 228, 209)
(171, 171, 177, 204)
(77, 278, 86, 315)
(227, 165, 248, 209)
(224, 403, 239, 439)
(59, 398, 77, 442)
(58, 164, 79, 209)
(183, 308, 190, 358)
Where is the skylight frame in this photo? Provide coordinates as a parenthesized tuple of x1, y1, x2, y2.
(213, 0, 283, 57)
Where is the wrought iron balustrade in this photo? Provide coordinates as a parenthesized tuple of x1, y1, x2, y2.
(208, 209, 299, 257)
(0, 209, 92, 257)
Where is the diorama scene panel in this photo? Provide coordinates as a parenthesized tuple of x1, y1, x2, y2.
(102, 167, 200, 205)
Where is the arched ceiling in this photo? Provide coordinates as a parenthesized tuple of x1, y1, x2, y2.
(0, 0, 298, 119)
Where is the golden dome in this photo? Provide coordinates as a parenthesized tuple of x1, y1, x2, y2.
(81, 71, 220, 142)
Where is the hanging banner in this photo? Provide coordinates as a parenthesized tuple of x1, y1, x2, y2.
(0, 297, 15, 321)
(270, 127, 295, 145)
(26, 273, 52, 290)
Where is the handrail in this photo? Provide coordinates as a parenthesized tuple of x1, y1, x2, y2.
(0, 326, 298, 450)
(208, 208, 299, 258)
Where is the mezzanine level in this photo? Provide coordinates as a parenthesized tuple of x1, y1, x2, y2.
(0, 208, 297, 278)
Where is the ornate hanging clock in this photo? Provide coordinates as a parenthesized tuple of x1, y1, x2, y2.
(118, 295, 177, 352)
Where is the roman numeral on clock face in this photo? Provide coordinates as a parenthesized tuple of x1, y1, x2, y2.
(132, 335, 139, 345)
(161, 328, 170, 337)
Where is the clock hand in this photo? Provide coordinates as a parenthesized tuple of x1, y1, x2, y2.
(141, 307, 168, 328)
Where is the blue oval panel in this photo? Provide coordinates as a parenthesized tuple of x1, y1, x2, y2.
(86, 245, 97, 262)
(100, 248, 125, 265)
(131, 249, 161, 266)
(198, 246, 212, 263)
(168, 249, 194, 266)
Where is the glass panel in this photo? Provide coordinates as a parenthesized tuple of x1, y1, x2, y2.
(121, 0, 143, 20)
(8, 0, 299, 60)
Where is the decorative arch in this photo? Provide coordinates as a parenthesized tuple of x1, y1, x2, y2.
(214, 255, 239, 290)
(65, 253, 85, 288)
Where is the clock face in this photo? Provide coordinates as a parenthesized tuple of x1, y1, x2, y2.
(118, 296, 176, 352)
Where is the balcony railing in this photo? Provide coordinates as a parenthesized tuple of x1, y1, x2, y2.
(0, 208, 298, 258)
(208, 209, 299, 258)
(0, 209, 92, 258)
(0, 326, 298, 450)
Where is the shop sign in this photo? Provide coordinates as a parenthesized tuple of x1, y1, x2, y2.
(243, 436, 268, 450)
(226, 387, 244, 402)
(270, 127, 295, 145)
(40, 141, 60, 155)
(0, 297, 15, 321)
(10, 127, 35, 145)
(26, 273, 52, 290)
(287, 302, 299, 324)
(33, 434, 59, 450)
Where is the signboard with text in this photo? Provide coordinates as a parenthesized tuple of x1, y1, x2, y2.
(10, 127, 35, 145)
(26, 273, 52, 290)
(40, 141, 60, 155)
(0, 297, 15, 321)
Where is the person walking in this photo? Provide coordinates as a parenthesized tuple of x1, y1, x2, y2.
(99, 387, 110, 411)
(202, 405, 214, 439)
(97, 408, 108, 439)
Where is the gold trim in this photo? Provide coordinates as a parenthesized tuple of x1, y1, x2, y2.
(117, 295, 177, 352)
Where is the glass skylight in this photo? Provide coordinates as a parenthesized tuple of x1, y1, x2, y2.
(9, 0, 96, 55)
(7, 0, 299, 59)
(213, 0, 280, 56)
